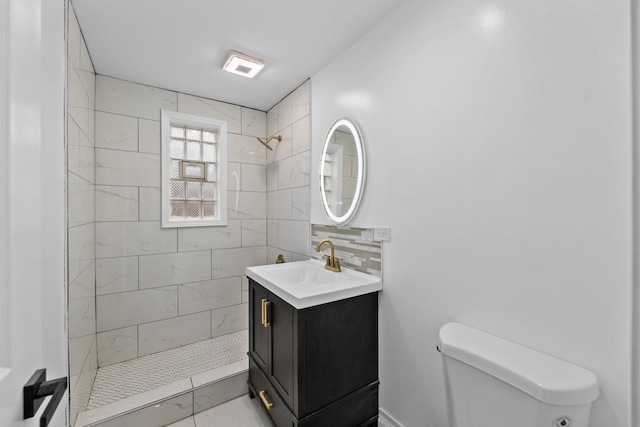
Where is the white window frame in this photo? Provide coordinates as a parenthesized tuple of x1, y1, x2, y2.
(161, 110, 227, 228)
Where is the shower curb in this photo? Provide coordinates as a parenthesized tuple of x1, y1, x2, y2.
(74, 358, 248, 427)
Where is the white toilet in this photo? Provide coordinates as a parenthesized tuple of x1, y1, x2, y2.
(438, 323, 599, 427)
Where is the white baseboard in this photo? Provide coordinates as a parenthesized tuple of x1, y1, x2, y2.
(379, 407, 404, 427)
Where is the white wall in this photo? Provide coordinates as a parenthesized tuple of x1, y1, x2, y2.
(0, 0, 67, 425)
(311, 1, 633, 426)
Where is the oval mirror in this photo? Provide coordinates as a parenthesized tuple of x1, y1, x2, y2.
(319, 117, 366, 225)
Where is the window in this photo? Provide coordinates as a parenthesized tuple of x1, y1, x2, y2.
(161, 110, 227, 228)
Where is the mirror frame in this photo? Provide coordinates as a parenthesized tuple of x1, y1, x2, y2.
(319, 117, 366, 225)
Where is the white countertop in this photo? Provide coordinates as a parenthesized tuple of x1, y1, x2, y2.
(246, 259, 382, 309)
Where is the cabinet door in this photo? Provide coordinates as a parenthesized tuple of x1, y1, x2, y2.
(269, 293, 295, 410)
(249, 281, 270, 373)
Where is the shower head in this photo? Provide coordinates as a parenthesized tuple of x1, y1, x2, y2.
(256, 135, 281, 151)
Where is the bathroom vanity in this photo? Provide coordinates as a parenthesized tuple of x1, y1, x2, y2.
(246, 260, 382, 427)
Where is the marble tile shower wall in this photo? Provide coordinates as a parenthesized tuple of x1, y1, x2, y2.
(68, 4, 98, 424)
(266, 81, 312, 262)
(93, 76, 269, 368)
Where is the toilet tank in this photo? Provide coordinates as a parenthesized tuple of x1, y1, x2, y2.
(438, 323, 599, 427)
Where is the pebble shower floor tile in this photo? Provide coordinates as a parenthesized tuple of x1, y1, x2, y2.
(87, 330, 248, 410)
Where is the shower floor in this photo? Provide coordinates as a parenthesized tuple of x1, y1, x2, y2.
(87, 329, 248, 410)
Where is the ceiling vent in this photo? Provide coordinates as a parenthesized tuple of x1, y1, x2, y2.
(222, 50, 265, 78)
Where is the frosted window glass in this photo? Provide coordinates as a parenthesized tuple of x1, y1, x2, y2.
(170, 160, 180, 179)
(162, 110, 227, 227)
(170, 139, 185, 159)
(171, 201, 185, 218)
(186, 141, 202, 161)
(186, 201, 201, 218)
(202, 202, 216, 218)
(202, 131, 216, 143)
(186, 128, 202, 141)
(171, 180, 185, 199)
(186, 181, 201, 200)
(206, 164, 216, 182)
(202, 182, 216, 201)
(171, 126, 185, 139)
(203, 143, 216, 162)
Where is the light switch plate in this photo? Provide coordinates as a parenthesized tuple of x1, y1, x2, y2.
(373, 226, 391, 242)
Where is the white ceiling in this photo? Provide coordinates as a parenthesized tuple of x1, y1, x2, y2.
(72, 0, 402, 112)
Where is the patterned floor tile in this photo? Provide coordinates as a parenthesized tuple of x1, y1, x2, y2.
(87, 330, 248, 410)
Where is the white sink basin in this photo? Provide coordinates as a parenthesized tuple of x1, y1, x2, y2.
(246, 259, 382, 309)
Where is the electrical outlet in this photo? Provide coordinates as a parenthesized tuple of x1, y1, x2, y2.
(373, 226, 391, 242)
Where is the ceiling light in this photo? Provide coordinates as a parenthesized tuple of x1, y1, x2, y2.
(222, 51, 265, 78)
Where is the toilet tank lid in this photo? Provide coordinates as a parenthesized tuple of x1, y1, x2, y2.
(438, 322, 599, 406)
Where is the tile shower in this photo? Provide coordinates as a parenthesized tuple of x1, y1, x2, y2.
(66, 4, 312, 423)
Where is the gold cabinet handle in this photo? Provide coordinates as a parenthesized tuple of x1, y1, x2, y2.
(261, 299, 271, 327)
(259, 390, 274, 410)
(264, 300, 271, 327)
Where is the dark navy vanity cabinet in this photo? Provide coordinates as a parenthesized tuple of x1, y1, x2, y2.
(248, 278, 379, 427)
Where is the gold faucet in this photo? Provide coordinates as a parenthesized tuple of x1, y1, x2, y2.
(316, 239, 341, 272)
